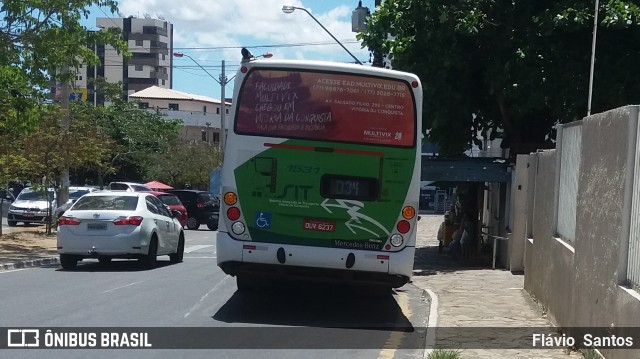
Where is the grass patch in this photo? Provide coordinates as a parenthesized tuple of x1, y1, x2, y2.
(582, 348, 601, 359)
(427, 349, 462, 359)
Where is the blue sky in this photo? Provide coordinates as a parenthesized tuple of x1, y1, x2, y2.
(85, 0, 378, 100)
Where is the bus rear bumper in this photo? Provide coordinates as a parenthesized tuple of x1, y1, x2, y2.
(216, 232, 413, 288)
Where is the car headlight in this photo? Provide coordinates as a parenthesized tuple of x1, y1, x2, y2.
(9, 205, 17, 211)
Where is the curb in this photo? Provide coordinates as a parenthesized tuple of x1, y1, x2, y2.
(0, 256, 59, 271)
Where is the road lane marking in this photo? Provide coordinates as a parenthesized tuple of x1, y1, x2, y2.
(182, 256, 217, 259)
(184, 276, 230, 318)
(103, 280, 144, 293)
(184, 245, 214, 253)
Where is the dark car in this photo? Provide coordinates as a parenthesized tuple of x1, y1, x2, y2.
(167, 190, 219, 230)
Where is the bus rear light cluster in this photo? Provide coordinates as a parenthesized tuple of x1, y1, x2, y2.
(227, 207, 241, 221)
(231, 222, 246, 235)
(390, 234, 404, 247)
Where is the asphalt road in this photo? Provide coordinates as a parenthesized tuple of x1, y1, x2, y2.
(0, 227, 430, 359)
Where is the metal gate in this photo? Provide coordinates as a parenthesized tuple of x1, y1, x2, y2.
(628, 119, 640, 289)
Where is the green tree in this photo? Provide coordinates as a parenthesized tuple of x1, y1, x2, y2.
(358, 0, 640, 155)
(89, 80, 183, 188)
(0, 0, 127, 128)
(144, 141, 223, 190)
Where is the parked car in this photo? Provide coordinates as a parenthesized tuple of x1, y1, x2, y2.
(167, 190, 219, 230)
(107, 182, 152, 192)
(144, 191, 188, 228)
(7, 188, 56, 226)
(56, 192, 185, 269)
(54, 186, 98, 218)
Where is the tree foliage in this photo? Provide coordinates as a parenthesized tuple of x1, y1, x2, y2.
(0, 1, 127, 130)
(358, 0, 640, 155)
(144, 141, 223, 190)
(86, 80, 183, 187)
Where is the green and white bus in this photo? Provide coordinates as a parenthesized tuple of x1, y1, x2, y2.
(217, 57, 422, 291)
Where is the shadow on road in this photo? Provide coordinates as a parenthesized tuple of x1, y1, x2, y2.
(213, 283, 414, 331)
(53, 258, 176, 272)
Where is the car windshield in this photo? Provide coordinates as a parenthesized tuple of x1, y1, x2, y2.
(69, 190, 90, 199)
(132, 185, 151, 191)
(72, 196, 138, 211)
(158, 195, 181, 206)
(17, 190, 54, 201)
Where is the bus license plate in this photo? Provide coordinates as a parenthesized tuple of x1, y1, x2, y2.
(88, 223, 107, 231)
(303, 219, 336, 232)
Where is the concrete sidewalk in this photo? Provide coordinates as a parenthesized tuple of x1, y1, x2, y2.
(0, 224, 58, 271)
(412, 214, 582, 358)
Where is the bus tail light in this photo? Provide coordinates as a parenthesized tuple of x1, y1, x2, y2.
(397, 220, 410, 234)
(402, 206, 415, 219)
(232, 222, 246, 235)
(390, 234, 404, 247)
(227, 207, 241, 221)
(224, 192, 238, 205)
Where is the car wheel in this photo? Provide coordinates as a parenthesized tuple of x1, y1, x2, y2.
(186, 216, 200, 230)
(207, 222, 218, 231)
(142, 236, 158, 269)
(7, 221, 16, 227)
(60, 254, 78, 270)
(98, 257, 112, 265)
(169, 234, 185, 264)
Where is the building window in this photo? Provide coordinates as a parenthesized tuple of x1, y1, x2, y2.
(168, 103, 179, 110)
(216, 108, 220, 114)
(139, 102, 149, 109)
(203, 106, 207, 113)
(226, 108, 229, 114)
(162, 54, 166, 60)
(76, 75, 82, 81)
(135, 39, 143, 46)
(162, 80, 165, 86)
(201, 130, 207, 142)
(135, 65, 143, 71)
(213, 132, 220, 143)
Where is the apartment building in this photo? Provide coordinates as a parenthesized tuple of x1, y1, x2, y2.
(129, 86, 232, 144)
(71, 16, 174, 105)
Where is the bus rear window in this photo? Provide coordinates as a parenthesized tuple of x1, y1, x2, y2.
(235, 69, 416, 147)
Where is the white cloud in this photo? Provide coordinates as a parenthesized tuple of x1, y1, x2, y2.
(117, 0, 369, 63)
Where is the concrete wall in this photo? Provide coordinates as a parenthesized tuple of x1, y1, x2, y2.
(521, 106, 640, 359)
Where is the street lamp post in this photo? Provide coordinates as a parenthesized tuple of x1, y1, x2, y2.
(282, 5, 363, 65)
(173, 52, 230, 150)
(587, 0, 600, 116)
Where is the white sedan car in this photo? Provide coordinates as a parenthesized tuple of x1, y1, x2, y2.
(57, 192, 185, 270)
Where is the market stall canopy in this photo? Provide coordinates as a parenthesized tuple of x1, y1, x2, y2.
(145, 180, 173, 190)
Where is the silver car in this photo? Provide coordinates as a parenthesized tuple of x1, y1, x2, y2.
(57, 192, 185, 270)
(7, 188, 56, 226)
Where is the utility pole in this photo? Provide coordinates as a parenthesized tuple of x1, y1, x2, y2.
(220, 60, 226, 150)
(58, 70, 71, 207)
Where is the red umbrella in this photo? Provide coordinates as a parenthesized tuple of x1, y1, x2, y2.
(145, 180, 173, 190)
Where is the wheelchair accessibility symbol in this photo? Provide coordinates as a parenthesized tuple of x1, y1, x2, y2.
(255, 212, 272, 229)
